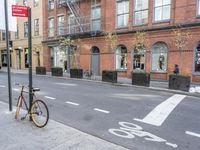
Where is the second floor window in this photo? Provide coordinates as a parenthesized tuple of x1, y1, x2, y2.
(34, 0, 39, 7)
(57, 15, 64, 35)
(154, 0, 171, 22)
(2, 31, 6, 41)
(48, 18, 54, 37)
(91, 5, 101, 31)
(15, 25, 19, 39)
(48, 0, 54, 10)
(34, 19, 39, 36)
(23, 0, 28, 6)
(116, 0, 129, 28)
(134, 0, 148, 25)
(24, 22, 28, 38)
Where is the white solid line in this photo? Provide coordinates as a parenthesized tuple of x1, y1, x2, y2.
(66, 101, 79, 106)
(0, 85, 6, 88)
(55, 83, 77, 86)
(134, 94, 186, 126)
(45, 96, 56, 100)
(185, 131, 200, 138)
(94, 108, 110, 114)
(165, 142, 178, 148)
(12, 88, 20, 91)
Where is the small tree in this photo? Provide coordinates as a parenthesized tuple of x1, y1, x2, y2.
(105, 31, 118, 51)
(132, 30, 148, 53)
(59, 37, 81, 69)
(172, 26, 192, 74)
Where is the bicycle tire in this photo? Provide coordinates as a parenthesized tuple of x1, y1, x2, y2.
(31, 100, 49, 128)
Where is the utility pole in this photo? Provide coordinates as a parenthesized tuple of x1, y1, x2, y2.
(4, 0, 12, 111)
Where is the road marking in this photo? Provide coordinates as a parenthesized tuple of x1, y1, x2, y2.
(12, 88, 20, 91)
(44, 96, 56, 100)
(185, 131, 200, 138)
(165, 142, 178, 148)
(134, 94, 186, 126)
(55, 83, 77, 86)
(0, 85, 6, 88)
(94, 108, 110, 114)
(65, 101, 79, 106)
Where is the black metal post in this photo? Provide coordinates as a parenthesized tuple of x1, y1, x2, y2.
(4, 0, 12, 111)
(28, 8, 33, 117)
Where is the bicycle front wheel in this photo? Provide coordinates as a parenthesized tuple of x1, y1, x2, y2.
(31, 100, 49, 128)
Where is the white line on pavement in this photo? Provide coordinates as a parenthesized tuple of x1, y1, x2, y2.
(0, 85, 6, 88)
(94, 108, 110, 114)
(12, 88, 20, 91)
(55, 83, 77, 86)
(134, 94, 186, 126)
(65, 101, 80, 106)
(185, 131, 200, 138)
(165, 142, 178, 148)
(44, 96, 56, 100)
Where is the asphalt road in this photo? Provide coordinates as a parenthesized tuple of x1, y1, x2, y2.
(0, 72, 200, 150)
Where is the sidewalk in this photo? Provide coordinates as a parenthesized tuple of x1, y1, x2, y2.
(1, 67, 200, 97)
(0, 101, 127, 150)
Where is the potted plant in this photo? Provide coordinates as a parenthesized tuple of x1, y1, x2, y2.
(36, 66, 46, 75)
(102, 32, 118, 83)
(51, 67, 63, 76)
(131, 31, 150, 87)
(168, 25, 192, 91)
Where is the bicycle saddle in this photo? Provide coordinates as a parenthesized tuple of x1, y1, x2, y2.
(32, 88, 40, 92)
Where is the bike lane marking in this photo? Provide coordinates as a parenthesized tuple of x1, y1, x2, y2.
(66, 101, 80, 106)
(134, 94, 186, 126)
(185, 131, 200, 138)
(44, 96, 56, 100)
(94, 108, 110, 114)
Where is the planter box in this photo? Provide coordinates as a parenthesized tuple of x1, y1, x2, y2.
(168, 74, 191, 92)
(51, 67, 63, 76)
(132, 72, 150, 87)
(102, 70, 117, 83)
(36, 67, 46, 75)
(70, 69, 83, 78)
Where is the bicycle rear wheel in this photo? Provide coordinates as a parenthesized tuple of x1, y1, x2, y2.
(31, 100, 49, 128)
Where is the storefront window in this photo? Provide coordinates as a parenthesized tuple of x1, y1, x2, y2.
(194, 43, 200, 73)
(115, 45, 127, 70)
(151, 43, 168, 72)
(133, 48, 146, 71)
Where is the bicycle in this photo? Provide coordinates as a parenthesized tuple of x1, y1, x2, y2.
(15, 83, 49, 128)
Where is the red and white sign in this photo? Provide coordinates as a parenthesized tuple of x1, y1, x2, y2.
(12, 5, 29, 17)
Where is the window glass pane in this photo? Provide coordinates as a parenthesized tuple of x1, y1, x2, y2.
(92, 7, 101, 19)
(195, 46, 200, 72)
(135, 11, 142, 25)
(163, 0, 171, 5)
(151, 43, 168, 71)
(163, 5, 170, 20)
(142, 0, 148, 9)
(91, 20, 101, 31)
(155, 0, 163, 7)
(155, 7, 162, 21)
(135, 0, 142, 11)
(142, 10, 148, 24)
(198, 0, 200, 15)
(117, 2, 124, 14)
(115, 46, 127, 70)
(124, 1, 129, 13)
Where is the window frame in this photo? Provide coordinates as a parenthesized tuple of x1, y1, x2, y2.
(33, 0, 39, 7)
(134, 0, 149, 26)
(193, 43, 200, 75)
(48, 0, 54, 10)
(57, 15, 65, 36)
(24, 22, 28, 38)
(15, 25, 19, 39)
(197, 0, 200, 17)
(116, 0, 129, 28)
(132, 48, 146, 71)
(2, 31, 6, 41)
(48, 17, 54, 37)
(91, 5, 101, 31)
(34, 19, 39, 36)
(115, 45, 128, 71)
(153, 0, 171, 23)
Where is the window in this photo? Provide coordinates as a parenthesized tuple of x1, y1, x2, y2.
(151, 43, 168, 72)
(48, 18, 54, 37)
(48, 0, 54, 10)
(154, 0, 171, 22)
(133, 48, 146, 71)
(91, 5, 101, 31)
(68, 14, 76, 34)
(115, 45, 127, 70)
(2, 31, 6, 41)
(194, 43, 200, 73)
(34, 19, 39, 36)
(197, 0, 200, 16)
(134, 0, 148, 25)
(23, 0, 28, 6)
(24, 22, 28, 37)
(15, 25, 19, 39)
(34, 0, 39, 7)
(25, 48, 29, 68)
(116, 0, 129, 28)
(57, 15, 64, 35)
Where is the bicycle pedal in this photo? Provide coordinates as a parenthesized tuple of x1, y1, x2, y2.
(21, 117, 26, 120)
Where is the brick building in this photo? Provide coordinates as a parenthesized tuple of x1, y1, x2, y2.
(0, 0, 45, 70)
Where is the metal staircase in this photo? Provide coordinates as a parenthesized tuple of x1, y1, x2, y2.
(59, 0, 85, 33)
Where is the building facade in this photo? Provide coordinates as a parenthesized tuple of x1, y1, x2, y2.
(0, 0, 45, 70)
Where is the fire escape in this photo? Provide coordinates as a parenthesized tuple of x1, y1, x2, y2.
(59, 0, 102, 37)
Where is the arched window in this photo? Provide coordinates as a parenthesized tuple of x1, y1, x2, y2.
(194, 43, 200, 73)
(133, 47, 146, 71)
(151, 43, 168, 72)
(115, 45, 127, 70)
